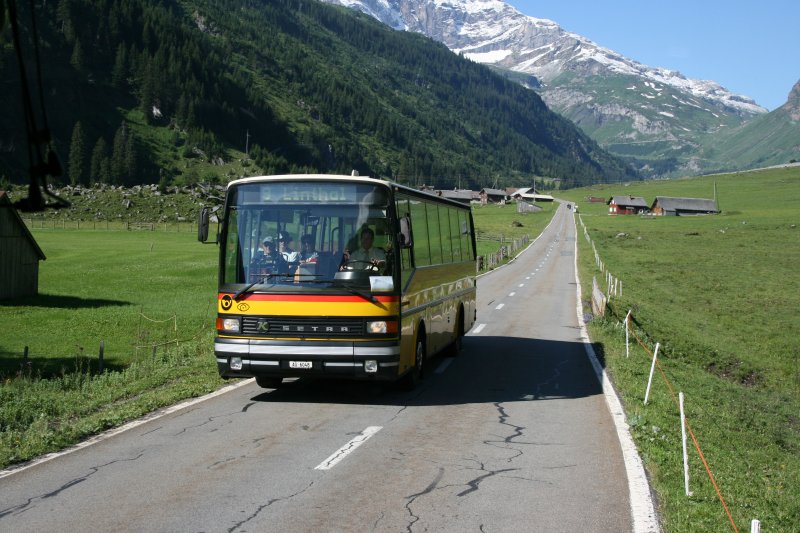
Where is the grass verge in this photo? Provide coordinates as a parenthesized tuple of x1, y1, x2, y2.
(563, 166, 800, 531)
(472, 201, 556, 269)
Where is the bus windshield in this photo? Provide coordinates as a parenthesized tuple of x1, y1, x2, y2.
(221, 180, 395, 293)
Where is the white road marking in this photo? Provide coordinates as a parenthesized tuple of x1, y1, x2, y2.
(518, 283, 524, 287)
(495, 303, 505, 310)
(472, 323, 486, 334)
(315, 426, 382, 471)
(509, 292, 516, 297)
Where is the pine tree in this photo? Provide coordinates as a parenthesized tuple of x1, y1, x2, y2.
(112, 45, 128, 89)
(67, 122, 85, 186)
(90, 138, 110, 185)
(111, 124, 128, 183)
(70, 39, 84, 71)
(123, 134, 138, 184)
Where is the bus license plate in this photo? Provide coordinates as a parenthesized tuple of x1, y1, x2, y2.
(289, 361, 313, 369)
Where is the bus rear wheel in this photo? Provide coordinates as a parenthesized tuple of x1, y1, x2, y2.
(446, 308, 464, 357)
(255, 376, 282, 389)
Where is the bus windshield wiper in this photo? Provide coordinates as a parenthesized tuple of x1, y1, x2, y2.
(233, 273, 287, 300)
(337, 285, 382, 305)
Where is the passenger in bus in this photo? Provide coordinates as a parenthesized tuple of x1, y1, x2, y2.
(298, 234, 318, 263)
(341, 227, 386, 272)
(277, 232, 298, 263)
(292, 234, 320, 280)
(252, 236, 287, 274)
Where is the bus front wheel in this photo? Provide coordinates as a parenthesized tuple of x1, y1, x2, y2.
(400, 335, 425, 390)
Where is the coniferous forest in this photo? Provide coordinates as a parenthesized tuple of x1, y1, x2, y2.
(1, 0, 639, 190)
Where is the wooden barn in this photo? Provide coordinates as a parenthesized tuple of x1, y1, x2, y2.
(479, 188, 508, 204)
(608, 195, 649, 215)
(436, 189, 475, 205)
(650, 196, 720, 216)
(511, 187, 555, 203)
(0, 191, 46, 300)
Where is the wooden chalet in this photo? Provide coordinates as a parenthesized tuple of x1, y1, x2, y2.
(479, 188, 508, 204)
(0, 191, 47, 299)
(650, 196, 720, 216)
(608, 195, 649, 215)
(436, 189, 475, 205)
(511, 187, 555, 203)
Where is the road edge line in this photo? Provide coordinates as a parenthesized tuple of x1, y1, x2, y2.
(570, 212, 660, 533)
(0, 378, 254, 480)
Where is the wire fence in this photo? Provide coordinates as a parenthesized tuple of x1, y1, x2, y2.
(577, 213, 763, 533)
(23, 218, 202, 233)
(476, 234, 530, 271)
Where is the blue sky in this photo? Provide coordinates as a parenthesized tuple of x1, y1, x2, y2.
(508, 1, 799, 111)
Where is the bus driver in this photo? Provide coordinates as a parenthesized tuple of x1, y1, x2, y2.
(341, 227, 386, 272)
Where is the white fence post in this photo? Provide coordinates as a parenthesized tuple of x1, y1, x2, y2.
(751, 519, 761, 533)
(644, 342, 660, 404)
(680, 392, 692, 496)
(625, 310, 632, 358)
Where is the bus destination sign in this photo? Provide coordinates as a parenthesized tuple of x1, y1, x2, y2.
(263, 183, 356, 203)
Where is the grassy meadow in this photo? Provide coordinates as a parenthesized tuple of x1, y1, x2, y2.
(0, 199, 551, 468)
(0, 229, 226, 466)
(472, 200, 556, 260)
(4, 166, 796, 532)
(561, 166, 800, 531)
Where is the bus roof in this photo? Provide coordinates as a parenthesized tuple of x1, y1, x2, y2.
(226, 174, 472, 210)
(227, 174, 385, 189)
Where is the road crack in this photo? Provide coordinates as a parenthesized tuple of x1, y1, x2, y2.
(403, 467, 444, 532)
(0, 453, 145, 519)
(227, 480, 315, 532)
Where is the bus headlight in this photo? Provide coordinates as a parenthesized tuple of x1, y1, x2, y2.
(366, 320, 397, 334)
(217, 317, 241, 334)
(364, 360, 378, 373)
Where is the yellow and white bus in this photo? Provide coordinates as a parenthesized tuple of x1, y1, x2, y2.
(198, 174, 476, 389)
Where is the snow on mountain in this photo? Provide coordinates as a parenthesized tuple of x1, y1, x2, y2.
(322, 0, 766, 116)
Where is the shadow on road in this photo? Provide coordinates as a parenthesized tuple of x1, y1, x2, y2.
(249, 334, 607, 407)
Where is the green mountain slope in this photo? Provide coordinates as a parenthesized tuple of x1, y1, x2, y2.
(696, 81, 800, 171)
(538, 71, 762, 177)
(1, 0, 637, 191)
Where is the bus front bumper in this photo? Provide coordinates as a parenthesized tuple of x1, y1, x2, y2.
(214, 338, 401, 380)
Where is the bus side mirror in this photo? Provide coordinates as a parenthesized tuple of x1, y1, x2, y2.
(398, 216, 412, 248)
(198, 207, 210, 242)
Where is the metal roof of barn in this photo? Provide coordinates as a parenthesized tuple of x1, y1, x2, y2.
(608, 195, 649, 208)
(480, 188, 508, 196)
(651, 196, 720, 213)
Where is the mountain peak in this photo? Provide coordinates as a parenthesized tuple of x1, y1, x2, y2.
(785, 80, 800, 120)
(322, 0, 778, 177)
(326, 0, 765, 115)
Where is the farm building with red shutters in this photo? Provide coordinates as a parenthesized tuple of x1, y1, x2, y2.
(607, 195, 649, 215)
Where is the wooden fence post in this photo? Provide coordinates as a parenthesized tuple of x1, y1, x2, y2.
(98, 340, 105, 373)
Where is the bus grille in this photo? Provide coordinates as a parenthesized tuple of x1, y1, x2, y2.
(241, 316, 365, 337)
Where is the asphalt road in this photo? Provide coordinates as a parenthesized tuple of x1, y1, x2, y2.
(0, 204, 635, 532)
